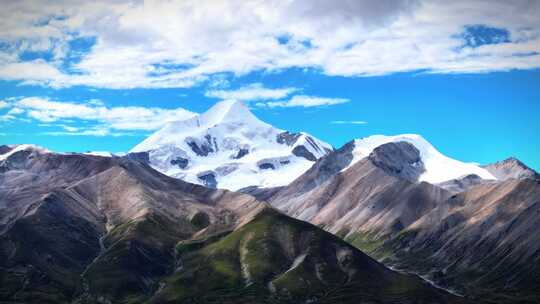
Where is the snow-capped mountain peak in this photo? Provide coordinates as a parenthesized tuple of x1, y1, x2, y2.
(197, 99, 265, 127)
(132, 100, 270, 153)
(345, 134, 496, 183)
(131, 100, 333, 190)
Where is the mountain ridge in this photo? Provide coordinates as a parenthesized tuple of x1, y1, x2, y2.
(261, 139, 540, 303)
(0, 145, 465, 304)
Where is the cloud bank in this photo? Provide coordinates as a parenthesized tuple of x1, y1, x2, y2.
(1, 97, 196, 136)
(0, 0, 539, 89)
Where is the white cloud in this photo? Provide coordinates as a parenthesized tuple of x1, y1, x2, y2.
(0, 101, 8, 109)
(266, 95, 349, 108)
(0, 115, 15, 121)
(0, 1, 539, 88)
(61, 125, 79, 132)
(206, 83, 298, 101)
(6, 107, 24, 115)
(4, 97, 196, 132)
(42, 125, 141, 137)
(331, 120, 368, 125)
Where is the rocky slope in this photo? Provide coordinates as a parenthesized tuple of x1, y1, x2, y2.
(130, 100, 332, 190)
(263, 140, 540, 303)
(483, 157, 540, 181)
(378, 178, 540, 303)
(0, 144, 261, 303)
(0, 145, 463, 304)
(268, 142, 450, 237)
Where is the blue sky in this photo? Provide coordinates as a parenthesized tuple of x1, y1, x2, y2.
(0, 1, 539, 170)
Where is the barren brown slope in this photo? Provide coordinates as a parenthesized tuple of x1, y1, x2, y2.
(0, 146, 117, 234)
(379, 178, 540, 303)
(0, 147, 263, 303)
(269, 142, 449, 238)
(265, 141, 540, 303)
(0, 146, 465, 304)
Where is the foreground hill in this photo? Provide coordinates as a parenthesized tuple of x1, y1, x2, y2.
(152, 207, 465, 304)
(0, 144, 262, 303)
(0, 145, 463, 304)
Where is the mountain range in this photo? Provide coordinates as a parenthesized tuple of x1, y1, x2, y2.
(258, 140, 540, 303)
(1, 101, 538, 303)
(0, 144, 464, 304)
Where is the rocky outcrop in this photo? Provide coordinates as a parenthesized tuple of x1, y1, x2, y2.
(483, 157, 540, 180)
(123, 151, 150, 164)
(0, 145, 12, 155)
(436, 174, 491, 193)
(231, 148, 249, 159)
(278, 140, 356, 195)
(276, 131, 301, 146)
(256, 156, 292, 170)
(196, 170, 217, 188)
(368, 141, 425, 182)
(292, 145, 317, 161)
(239, 185, 285, 202)
(170, 156, 189, 169)
(186, 134, 216, 156)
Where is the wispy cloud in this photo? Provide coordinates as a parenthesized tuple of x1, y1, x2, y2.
(207, 83, 348, 109)
(330, 120, 368, 125)
(0, 101, 8, 109)
(42, 126, 143, 137)
(0, 1, 539, 89)
(206, 83, 298, 101)
(1, 97, 196, 135)
(265, 95, 349, 108)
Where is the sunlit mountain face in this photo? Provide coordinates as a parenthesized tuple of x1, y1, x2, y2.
(0, 1, 539, 304)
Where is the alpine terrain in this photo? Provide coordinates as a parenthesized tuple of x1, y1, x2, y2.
(259, 135, 540, 303)
(130, 100, 332, 190)
(0, 144, 465, 304)
(1, 1, 538, 304)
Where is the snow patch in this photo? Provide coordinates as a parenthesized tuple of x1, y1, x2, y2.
(84, 151, 114, 157)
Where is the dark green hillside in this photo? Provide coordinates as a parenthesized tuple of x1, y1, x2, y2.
(152, 207, 465, 304)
